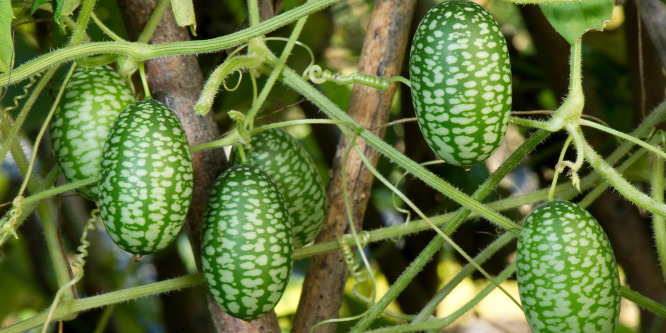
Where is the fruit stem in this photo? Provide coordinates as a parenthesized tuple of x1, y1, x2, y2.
(139, 62, 152, 99)
(547, 37, 584, 132)
(235, 144, 248, 163)
(548, 135, 574, 201)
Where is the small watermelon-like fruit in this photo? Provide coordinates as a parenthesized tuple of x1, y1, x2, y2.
(201, 164, 293, 321)
(516, 200, 621, 333)
(50, 65, 134, 200)
(409, 0, 512, 168)
(98, 99, 193, 255)
(231, 128, 326, 248)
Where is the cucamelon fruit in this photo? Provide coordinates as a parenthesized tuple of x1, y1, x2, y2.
(50, 65, 134, 200)
(231, 128, 326, 248)
(516, 200, 621, 333)
(201, 164, 292, 321)
(409, 0, 512, 168)
(98, 99, 193, 255)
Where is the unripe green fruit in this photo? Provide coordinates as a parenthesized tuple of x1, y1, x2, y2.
(409, 0, 512, 168)
(516, 200, 621, 333)
(231, 128, 326, 248)
(98, 99, 193, 255)
(50, 65, 134, 200)
(201, 164, 292, 321)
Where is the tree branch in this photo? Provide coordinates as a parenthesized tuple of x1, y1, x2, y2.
(291, 0, 417, 331)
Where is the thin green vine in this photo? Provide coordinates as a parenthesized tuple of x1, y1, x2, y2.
(353, 145, 522, 309)
(651, 141, 666, 283)
(69, 0, 98, 46)
(0, 0, 341, 86)
(412, 232, 516, 323)
(137, 0, 171, 44)
(366, 263, 517, 333)
(1, 274, 205, 333)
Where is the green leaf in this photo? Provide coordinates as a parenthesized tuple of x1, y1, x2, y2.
(0, 0, 14, 72)
(171, 0, 196, 30)
(52, 0, 64, 21)
(51, 0, 80, 26)
(540, 0, 614, 44)
(30, 0, 50, 15)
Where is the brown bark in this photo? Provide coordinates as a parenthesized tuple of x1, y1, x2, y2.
(116, 1, 279, 331)
(291, 0, 417, 332)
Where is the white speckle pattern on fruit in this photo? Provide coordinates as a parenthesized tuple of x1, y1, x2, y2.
(232, 129, 327, 248)
(201, 164, 292, 321)
(50, 66, 134, 200)
(409, 0, 511, 167)
(516, 200, 621, 333)
(98, 99, 193, 255)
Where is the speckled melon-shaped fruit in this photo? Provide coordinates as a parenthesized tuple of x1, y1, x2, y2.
(231, 128, 326, 248)
(98, 99, 193, 255)
(201, 164, 292, 321)
(50, 65, 134, 200)
(516, 200, 621, 333)
(409, 0, 512, 168)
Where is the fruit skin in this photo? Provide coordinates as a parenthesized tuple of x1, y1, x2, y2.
(231, 128, 326, 248)
(201, 164, 292, 321)
(516, 200, 621, 333)
(50, 65, 134, 200)
(409, 0, 512, 168)
(98, 99, 193, 255)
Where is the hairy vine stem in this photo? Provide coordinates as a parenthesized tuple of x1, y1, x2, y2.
(0, 0, 340, 86)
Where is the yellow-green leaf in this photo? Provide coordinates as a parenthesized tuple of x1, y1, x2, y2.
(171, 0, 196, 31)
(540, 0, 614, 44)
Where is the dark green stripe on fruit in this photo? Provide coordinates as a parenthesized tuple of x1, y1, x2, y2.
(50, 65, 134, 200)
(409, 0, 512, 167)
(516, 200, 621, 333)
(98, 99, 193, 255)
(231, 128, 326, 248)
(201, 164, 292, 321)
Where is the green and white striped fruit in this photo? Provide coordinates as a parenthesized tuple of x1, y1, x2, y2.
(201, 164, 292, 321)
(516, 200, 621, 333)
(98, 99, 193, 255)
(50, 65, 134, 200)
(409, 0, 512, 168)
(231, 128, 326, 248)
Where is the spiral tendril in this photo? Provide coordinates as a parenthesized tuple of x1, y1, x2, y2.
(2, 73, 40, 118)
(42, 208, 99, 333)
(338, 231, 371, 284)
(306, 65, 391, 91)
